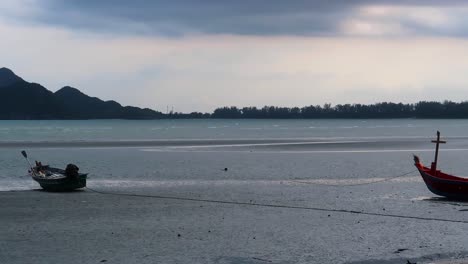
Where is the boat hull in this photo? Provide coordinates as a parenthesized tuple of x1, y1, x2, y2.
(33, 175, 87, 192)
(416, 164, 468, 200)
(31, 166, 87, 192)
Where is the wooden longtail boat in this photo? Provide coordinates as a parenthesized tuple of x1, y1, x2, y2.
(30, 165, 88, 192)
(414, 131, 468, 200)
(22, 150, 87, 192)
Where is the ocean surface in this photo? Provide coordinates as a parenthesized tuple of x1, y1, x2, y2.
(2, 119, 468, 191)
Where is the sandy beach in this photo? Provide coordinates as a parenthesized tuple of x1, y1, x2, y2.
(2, 178, 468, 264)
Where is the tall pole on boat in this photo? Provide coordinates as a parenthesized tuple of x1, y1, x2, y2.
(431, 131, 446, 172)
(21, 150, 37, 176)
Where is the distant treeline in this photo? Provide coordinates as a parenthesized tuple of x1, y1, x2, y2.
(167, 101, 468, 119)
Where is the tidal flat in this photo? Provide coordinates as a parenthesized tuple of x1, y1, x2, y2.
(2, 120, 468, 263)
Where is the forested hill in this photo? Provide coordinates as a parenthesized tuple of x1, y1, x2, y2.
(0, 68, 163, 119)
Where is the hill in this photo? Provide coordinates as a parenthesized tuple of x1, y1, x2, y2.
(0, 68, 163, 119)
(0, 67, 24, 88)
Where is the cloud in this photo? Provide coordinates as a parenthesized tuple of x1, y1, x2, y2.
(4, 15, 468, 112)
(340, 4, 468, 37)
(2, 0, 468, 37)
(29, 0, 351, 36)
(0, 0, 43, 22)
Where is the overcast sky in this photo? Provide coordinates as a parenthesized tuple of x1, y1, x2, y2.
(2, 0, 468, 112)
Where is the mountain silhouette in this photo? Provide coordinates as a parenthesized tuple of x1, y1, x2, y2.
(0, 68, 163, 119)
(0, 67, 24, 87)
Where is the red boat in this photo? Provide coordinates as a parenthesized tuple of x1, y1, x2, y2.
(414, 131, 468, 200)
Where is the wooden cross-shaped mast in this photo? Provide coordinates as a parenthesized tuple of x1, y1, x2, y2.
(431, 131, 446, 172)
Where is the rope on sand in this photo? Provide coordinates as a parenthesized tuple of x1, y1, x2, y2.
(85, 180, 468, 225)
(290, 169, 418, 186)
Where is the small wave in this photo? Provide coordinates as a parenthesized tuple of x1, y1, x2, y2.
(141, 140, 368, 150)
(141, 148, 468, 154)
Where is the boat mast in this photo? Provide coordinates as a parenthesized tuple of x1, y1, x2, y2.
(431, 131, 446, 173)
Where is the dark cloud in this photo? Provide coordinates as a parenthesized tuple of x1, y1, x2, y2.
(26, 0, 468, 36)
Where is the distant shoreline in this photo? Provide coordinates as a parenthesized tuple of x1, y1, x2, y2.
(2, 100, 460, 120)
(3, 68, 468, 120)
(3, 117, 468, 121)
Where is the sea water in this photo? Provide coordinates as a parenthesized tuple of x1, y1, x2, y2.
(1, 119, 468, 191)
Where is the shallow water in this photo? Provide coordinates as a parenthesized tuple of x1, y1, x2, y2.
(1, 119, 468, 141)
(1, 119, 467, 191)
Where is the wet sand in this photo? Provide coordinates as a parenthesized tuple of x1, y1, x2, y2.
(2, 179, 468, 264)
(3, 136, 468, 263)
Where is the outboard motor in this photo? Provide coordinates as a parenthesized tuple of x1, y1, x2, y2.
(65, 164, 79, 180)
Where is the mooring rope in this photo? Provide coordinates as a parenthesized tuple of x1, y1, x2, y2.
(291, 169, 418, 186)
(85, 181, 468, 225)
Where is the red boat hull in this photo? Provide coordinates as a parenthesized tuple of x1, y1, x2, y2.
(415, 162, 468, 200)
